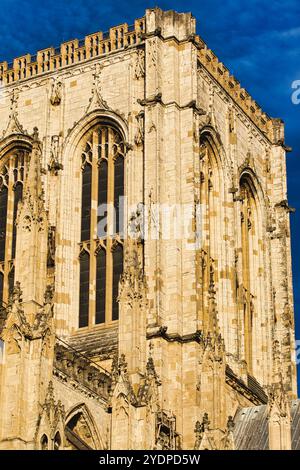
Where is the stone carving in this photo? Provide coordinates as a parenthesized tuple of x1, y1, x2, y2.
(118, 238, 147, 310)
(134, 49, 145, 79)
(65, 404, 103, 449)
(194, 413, 212, 449)
(227, 415, 235, 432)
(128, 203, 144, 241)
(86, 63, 110, 113)
(9, 280, 22, 306)
(267, 378, 290, 421)
(111, 349, 161, 417)
(194, 412, 235, 450)
(43, 381, 65, 432)
(1, 283, 55, 350)
(34, 380, 65, 449)
(50, 78, 63, 106)
(54, 341, 111, 401)
(6, 282, 31, 338)
(16, 128, 47, 234)
(110, 353, 137, 405)
(72, 414, 93, 446)
(147, 38, 157, 68)
(2, 90, 27, 138)
(33, 284, 54, 332)
(218, 416, 235, 450)
(48, 135, 63, 175)
(138, 354, 161, 407)
(134, 111, 144, 146)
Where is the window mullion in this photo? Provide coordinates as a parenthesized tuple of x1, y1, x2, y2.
(203, 157, 210, 327)
(241, 190, 251, 371)
(106, 128, 114, 323)
(89, 130, 99, 327)
(4, 158, 15, 302)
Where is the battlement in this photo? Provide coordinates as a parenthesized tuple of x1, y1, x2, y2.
(196, 41, 273, 139)
(0, 8, 280, 142)
(0, 17, 145, 85)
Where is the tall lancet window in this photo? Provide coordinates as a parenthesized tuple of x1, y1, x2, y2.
(240, 175, 258, 372)
(0, 149, 28, 306)
(199, 132, 223, 331)
(79, 123, 125, 328)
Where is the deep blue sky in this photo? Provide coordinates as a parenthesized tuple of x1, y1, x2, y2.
(1, 0, 299, 390)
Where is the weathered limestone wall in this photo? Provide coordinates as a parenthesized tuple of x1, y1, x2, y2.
(0, 7, 296, 450)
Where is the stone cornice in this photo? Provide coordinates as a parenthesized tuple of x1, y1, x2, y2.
(140, 28, 205, 49)
(137, 95, 206, 115)
(147, 327, 268, 406)
(147, 325, 203, 344)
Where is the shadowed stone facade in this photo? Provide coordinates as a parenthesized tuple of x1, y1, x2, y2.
(0, 7, 297, 450)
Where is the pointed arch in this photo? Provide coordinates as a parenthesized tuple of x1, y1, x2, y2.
(0, 137, 31, 305)
(238, 169, 269, 377)
(40, 434, 49, 450)
(200, 125, 233, 182)
(62, 109, 128, 159)
(60, 110, 127, 329)
(239, 166, 267, 211)
(198, 126, 231, 337)
(0, 134, 33, 159)
(65, 403, 104, 450)
(54, 431, 62, 450)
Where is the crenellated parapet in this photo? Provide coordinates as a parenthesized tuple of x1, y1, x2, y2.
(197, 44, 276, 142)
(0, 17, 145, 86)
(0, 8, 283, 146)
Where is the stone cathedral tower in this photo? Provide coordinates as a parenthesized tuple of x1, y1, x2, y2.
(0, 8, 298, 450)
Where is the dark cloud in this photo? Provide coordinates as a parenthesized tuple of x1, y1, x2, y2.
(1, 0, 299, 389)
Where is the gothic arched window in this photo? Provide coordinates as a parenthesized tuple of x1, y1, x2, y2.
(199, 133, 223, 332)
(240, 175, 259, 372)
(0, 148, 29, 306)
(79, 123, 125, 328)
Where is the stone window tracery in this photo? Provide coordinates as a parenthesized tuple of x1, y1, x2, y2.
(199, 134, 223, 332)
(79, 123, 124, 328)
(0, 148, 29, 306)
(240, 175, 259, 372)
